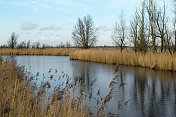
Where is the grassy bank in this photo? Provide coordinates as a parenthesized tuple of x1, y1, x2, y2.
(69, 49, 176, 71)
(0, 57, 113, 117)
(0, 48, 77, 56)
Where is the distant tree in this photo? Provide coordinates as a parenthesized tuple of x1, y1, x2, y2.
(0, 44, 8, 48)
(35, 42, 40, 49)
(165, 28, 173, 53)
(7, 32, 18, 49)
(59, 42, 65, 48)
(32, 43, 35, 48)
(32, 42, 40, 48)
(17, 41, 26, 49)
(138, 1, 148, 52)
(156, 1, 167, 52)
(42, 44, 46, 49)
(72, 15, 97, 48)
(66, 41, 72, 48)
(146, 0, 158, 52)
(112, 10, 126, 52)
(27, 40, 31, 48)
(130, 9, 140, 52)
(130, 1, 149, 53)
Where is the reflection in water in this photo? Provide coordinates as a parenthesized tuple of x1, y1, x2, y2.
(119, 66, 176, 117)
(11, 56, 176, 117)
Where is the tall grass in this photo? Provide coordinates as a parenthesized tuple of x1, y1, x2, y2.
(0, 59, 89, 117)
(69, 49, 176, 71)
(0, 57, 118, 117)
(0, 48, 77, 56)
(1, 48, 174, 71)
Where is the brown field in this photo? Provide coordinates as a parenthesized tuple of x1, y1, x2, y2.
(1, 48, 176, 71)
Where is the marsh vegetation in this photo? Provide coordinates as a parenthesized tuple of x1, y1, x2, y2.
(1, 56, 176, 117)
(0, 57, 123, 117)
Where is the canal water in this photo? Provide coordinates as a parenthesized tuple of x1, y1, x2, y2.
(10, 56, 176, 117)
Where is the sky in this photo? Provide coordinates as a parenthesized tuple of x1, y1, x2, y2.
(0, 0, 172, 46)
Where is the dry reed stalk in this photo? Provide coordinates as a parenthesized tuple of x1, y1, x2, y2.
(70, 49, 176, 71)
(0, 59, 91, 117)
(0, 48, 78, 56)
(1, 58, 113, 117)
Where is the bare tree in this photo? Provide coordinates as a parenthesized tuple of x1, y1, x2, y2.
(72, 15, 97, 48)
(66, 41, 72, 48)
(146, 0, 158, 52)
(27, 40, 31, 48)
(138, 1, 148, 52)
(112, 10, 126, 52)
(36, 42, 40, 49)
(8, 32, 18, 49)
(165, 27, 174, 53)
(32, 42, 40, 48)
(156, 1, 167, 52)
(130, 9, 140, 52)
(17, 41, 27, 49)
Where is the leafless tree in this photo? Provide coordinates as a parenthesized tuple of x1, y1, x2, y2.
(27, 40, 31, 48)
(146, 0, 158, 52)
(130, 9, 140, 52)
(165, 27, 174, 53)
(138, 1, 148, 52)
(66, 41, 72, 48)
(112, 10, 126, 52)
(72, 15, 97, 48)
(156, 1, 167, 52)
(7, 32, 18, 49)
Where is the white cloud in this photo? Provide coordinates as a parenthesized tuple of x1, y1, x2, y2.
(39, 25, 62, 31)
(21, 22, 38, 31)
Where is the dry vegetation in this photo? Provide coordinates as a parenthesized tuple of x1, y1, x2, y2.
(0, 48, 77, 56)
(1, 48, 176, 71)
(0, 57, 120, 117)
(0, 58, 90, 117)
(69, 49, 176, 71)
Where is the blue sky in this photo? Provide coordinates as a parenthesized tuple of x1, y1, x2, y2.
(0, 0, 172, 46)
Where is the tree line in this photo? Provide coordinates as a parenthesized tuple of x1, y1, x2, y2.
(112, 0, 176, 53)
(1, 32, 72, 49)
(2, 0, 176, 53)
(73, 0, 176, 53)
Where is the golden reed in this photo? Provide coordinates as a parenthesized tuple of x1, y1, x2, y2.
(0, 48, 77, 56)
(1, 48, 176, 71)
(69, 49, 176, 71)
(0, 57, 113, 116)
(0, 58, 90, 117)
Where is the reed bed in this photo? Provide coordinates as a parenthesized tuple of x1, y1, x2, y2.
(0, 57, 119, 117)
(0, 48, 77, 56)
(1, 48, 176, 71)
(0, 59, 89, 117)
(69, 49, 176, 71)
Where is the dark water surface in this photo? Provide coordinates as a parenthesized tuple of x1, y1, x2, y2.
(12, 56, 176, 117)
